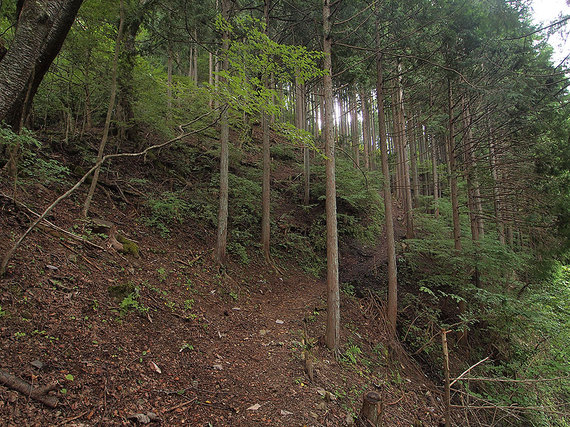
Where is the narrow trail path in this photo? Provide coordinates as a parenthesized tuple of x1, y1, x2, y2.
(183, 273, 332, 426)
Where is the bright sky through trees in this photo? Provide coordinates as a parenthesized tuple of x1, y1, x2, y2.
(532, 0, 570, 65)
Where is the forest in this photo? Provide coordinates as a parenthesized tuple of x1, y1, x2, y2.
(0, 0, 569, 425)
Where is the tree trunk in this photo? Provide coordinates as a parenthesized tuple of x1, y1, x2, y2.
(361, 91, 370, 170)
(409, 116, 420, 208)
(323, 0, 340, 352)
(350, 90, 359, 168)
(296, 80, 309, 205)
(0, 0, 84, 130)
(430, 134, 440, 218)
(167, 44, 173, 122)
(215, 0, 231, 267)
(82, 0, 125, 218)
(488, 115, 505, 244)
(448, 80, 466, 345)
(376, 51, 398, 338)
(192, 29, 198, 83)
(394, 61, 414, 238)
(261, 0, 272, 262)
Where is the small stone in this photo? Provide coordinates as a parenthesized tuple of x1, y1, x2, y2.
(31, 360, 45, 370)
(127, 413, 150, 424)
(247, 403, 261, 411)
(146, 412, 159, 421)
(232, 307, 241, 311)
(275, 319, 284, 324)
(213, 364, 223, 370)
(280, 409, 293, 416)
(45, 265, 58, 271)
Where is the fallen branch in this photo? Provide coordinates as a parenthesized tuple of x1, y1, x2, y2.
(163, 397, 198, 413)
(450, 356, 490, 387)
(458, 376, 569, 384)
(0, 108, 222, 277)
(0, 370, 59, 408)
(0, 191, 104, 251)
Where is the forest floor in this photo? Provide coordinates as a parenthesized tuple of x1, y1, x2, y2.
(0, 133, 449, 426)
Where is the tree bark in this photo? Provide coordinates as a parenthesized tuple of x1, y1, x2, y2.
(215, 0, 231, 267)
(409, 116, 420, 208)
(430, 134, 440, 218)
(0, 0, 84, 130)
(261, 0, 272, 262)
(323, 0, 340, 352)
(394, 61, 414, 238)
(361, 91, 370, 170)
(350, 90, 360, 168)
(82, 0, 125, 218)
(376, 51, 398, 338)
(448, 80, 466, 345)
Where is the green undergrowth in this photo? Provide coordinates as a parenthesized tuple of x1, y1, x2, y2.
(400, 198, 570, 426)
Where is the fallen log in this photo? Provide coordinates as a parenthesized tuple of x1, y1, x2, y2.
(0, 370, 59, 408)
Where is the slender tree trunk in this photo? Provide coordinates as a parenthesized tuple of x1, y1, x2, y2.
(323, 0, 340, 352)
(430, 134, 440, 218)
(361, 91, 370, 170)
(394, 61, 414, 238)
(350, 90, 359, 168)
(167, 44, 173, 122)
(409, 116, 420, 208)
(376, 51, 398, 338)
(391, 85, 403, 202)
(462, 98, 482, 288)
(296, 79, 309, 205)
(192, 29, 198, 83)
(261, 0, 272, 262)
(82, 0, 124, 218)
(208, 52, 214, 108)
(215, 0, 231, 266)
(448, 79, 466, 345)
(488, 116, 505, 244)
(370, 100, 376, 170)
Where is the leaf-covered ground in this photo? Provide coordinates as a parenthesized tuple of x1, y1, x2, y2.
(0, 140, 450, 426)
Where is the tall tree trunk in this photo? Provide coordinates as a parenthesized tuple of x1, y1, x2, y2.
(192, 29, 198, 83)
(394, 61, 414, 238)
(167, 44, 173, 122)
(82, 0, 125, 218)
(448, 79, 466, 345)
(488, 115, 505, 244)
(376, 51, 398, 338)
(208, 52, 214, 108)
(430, 134, 440, 218)
(215, 0, 231, 266)
(350, 90, 359, 168)
(261, 0, 272, 262)
(296, 79, 309, 205)
(409, 116, 420, 208)
(361, 91, 370, 170)
(323, 0, 340, 352)
(462, 98, 482, 288)
(391, 85, 404, 202)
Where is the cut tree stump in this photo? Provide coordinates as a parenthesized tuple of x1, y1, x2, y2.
(0, 370, 59, 408)
(356, 390, 383, 426)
